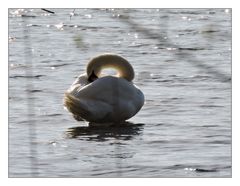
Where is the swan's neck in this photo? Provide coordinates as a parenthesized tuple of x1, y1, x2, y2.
(86, 54, 135, 81)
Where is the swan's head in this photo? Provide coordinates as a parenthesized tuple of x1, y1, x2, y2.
(86, 54, 135, 82)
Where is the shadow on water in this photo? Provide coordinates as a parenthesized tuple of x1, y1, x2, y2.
(65, 121, 144, 141)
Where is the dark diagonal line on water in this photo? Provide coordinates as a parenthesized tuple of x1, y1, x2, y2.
(110, 10, 231, 82)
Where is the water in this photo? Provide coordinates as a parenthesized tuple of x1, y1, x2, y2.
(9, 8, 231, 177)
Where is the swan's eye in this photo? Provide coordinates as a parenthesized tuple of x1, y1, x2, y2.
(88, 71, 98, 82)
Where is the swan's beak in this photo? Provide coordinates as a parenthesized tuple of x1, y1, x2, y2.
(88, 71, 98, 82)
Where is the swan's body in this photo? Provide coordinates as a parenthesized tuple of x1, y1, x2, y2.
(64, 54, 144, 123)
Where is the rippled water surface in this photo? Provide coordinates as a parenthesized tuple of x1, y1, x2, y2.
(9, 8, 231, 177)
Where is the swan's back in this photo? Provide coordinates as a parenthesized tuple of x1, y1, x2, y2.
(65, 76, 144, 123)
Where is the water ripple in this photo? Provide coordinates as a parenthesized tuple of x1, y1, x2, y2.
(9, 75, 45, 79)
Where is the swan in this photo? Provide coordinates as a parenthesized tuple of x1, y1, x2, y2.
(63, 53, 144, 123)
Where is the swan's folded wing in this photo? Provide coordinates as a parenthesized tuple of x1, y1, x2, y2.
(64, 92, 112, 122)
(64, 92, 90, 118)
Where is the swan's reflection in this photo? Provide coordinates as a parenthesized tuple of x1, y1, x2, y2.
(65, 121, 144, 141)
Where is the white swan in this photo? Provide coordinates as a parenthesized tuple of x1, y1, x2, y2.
(63, 53, 144, 123)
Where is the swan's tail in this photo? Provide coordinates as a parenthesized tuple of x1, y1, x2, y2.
(63, 92, 90, 121)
